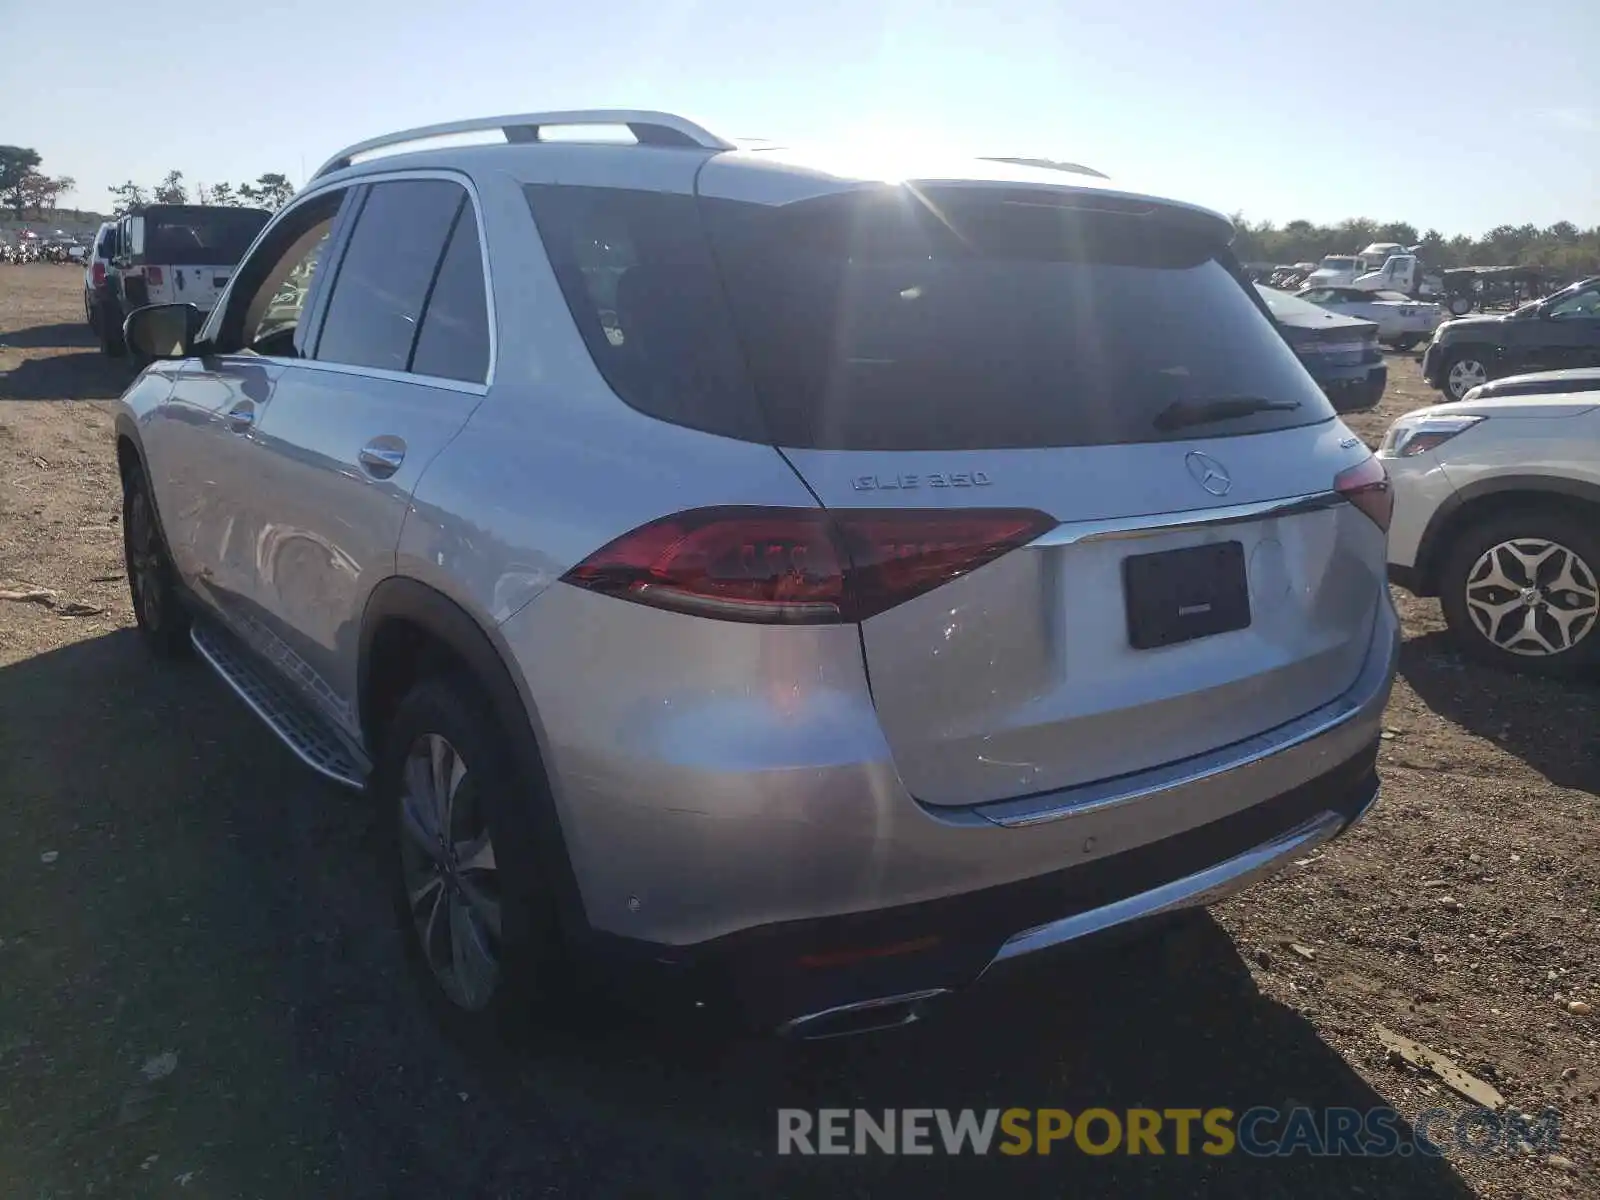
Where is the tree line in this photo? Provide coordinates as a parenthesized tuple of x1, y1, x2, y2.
(7, 139, 1597, 273)
(107, 170, 296, 215)
(1, 145, 75, 218)
(2, 144, 296, 220)
(1231, 215, 1600, 276)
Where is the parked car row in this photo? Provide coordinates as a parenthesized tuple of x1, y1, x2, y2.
(1, 239, 85, 264)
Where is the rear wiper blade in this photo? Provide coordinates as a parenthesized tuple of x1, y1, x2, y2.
(1153, 396, 1302, 432)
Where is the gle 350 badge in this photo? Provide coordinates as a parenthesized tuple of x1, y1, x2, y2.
(852, 471, 994, 491)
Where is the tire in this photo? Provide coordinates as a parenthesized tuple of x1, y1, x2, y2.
(1446, 295, 1474, 316)
(1442, 348, 1491, 400)
(1391, 336, 1420, 352)
(376, 675, 569, 1036)
(121, 464, 192, 657)
(1437, 509, 1600, 678)
(98, 301, 125, 357)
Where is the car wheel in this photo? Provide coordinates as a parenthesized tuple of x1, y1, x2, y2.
(98, 302, 125, 357)
(1443, 351, 1490, 400)
(1438, 510, 1600, 677)
(1446, 295, 1474, 316)
(122, 465, 192, 657)
(379, 676, 568, 1033)
(1391, 336, 1420, 352)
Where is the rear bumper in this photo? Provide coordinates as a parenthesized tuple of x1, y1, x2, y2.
(1322, 364, 1387, 412)
(664, 745, 1382, 1034)
(986, 800, 1364, 966)
(568, 602, 1400, 1032)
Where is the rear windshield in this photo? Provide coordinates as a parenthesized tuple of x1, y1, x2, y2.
(526, 185, 1332, 450)
(143, 206, 271, 265)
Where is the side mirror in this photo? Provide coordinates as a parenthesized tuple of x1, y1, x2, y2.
(124, 303, 202, 360)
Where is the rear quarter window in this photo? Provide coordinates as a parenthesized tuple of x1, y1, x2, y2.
(523, 185, 766, 441)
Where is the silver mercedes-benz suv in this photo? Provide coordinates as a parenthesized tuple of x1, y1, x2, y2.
(112, 110, 1399, 1038)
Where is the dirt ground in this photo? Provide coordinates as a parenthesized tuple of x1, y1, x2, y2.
(1, 266, 1596, 1199)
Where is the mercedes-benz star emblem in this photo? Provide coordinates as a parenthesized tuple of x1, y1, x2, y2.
(1185, 451, 1232, 496)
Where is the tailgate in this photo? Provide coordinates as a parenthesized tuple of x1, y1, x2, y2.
(167, 263, 234, 311)
(785, 428, 1383, 805)
(694, 179, 1389, 807)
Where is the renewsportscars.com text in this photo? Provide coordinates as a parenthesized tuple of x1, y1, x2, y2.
(777, 1106, 1561, 1158)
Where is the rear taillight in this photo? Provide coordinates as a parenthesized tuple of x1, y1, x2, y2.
(146, 266, 164, 286)
(1334, 456, 1392, 532)
(562, 506, 1054, 624)
(91, 262, 106, 287)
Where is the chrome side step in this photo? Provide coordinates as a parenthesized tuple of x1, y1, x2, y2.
(191, 621, 369, 790)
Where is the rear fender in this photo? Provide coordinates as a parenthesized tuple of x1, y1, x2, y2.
(357, 577, 590, 936)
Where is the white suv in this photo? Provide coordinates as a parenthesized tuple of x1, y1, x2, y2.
(1382, 377, 1600, 675)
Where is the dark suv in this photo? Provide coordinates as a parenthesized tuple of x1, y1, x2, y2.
(1422, 276, 1600, 400)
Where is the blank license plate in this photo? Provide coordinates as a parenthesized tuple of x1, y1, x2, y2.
(1122, 541, 1251, 650)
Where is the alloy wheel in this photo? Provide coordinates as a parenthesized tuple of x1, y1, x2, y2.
(397, 733, 503, 1011)
(125, 488, 163, 630)
(1446, 358, 1487, 399)
(1463, 537, 1599, 657)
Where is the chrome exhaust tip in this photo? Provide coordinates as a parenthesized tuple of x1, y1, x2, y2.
(777, 988, 951, 1040)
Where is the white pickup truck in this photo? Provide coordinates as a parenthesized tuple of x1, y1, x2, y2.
(1305, 243, 1435, 298)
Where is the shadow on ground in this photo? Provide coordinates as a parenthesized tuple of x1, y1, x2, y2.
(0, 347, 132, 401)
(1400, 630, 1600, 798)
(0, 320, 98, 350)
(0, 631, 1476, 1199)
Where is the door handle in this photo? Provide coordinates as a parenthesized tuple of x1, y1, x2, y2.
(225, 401, 255, 433)
(359, 438, 406, 479)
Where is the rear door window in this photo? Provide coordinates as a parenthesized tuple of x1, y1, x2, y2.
(527, 185, 1332, 450)
(314, 179, 464, 374)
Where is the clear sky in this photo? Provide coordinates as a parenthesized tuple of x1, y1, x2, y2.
(4, 0, 1595, 233)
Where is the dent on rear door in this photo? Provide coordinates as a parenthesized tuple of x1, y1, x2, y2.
(150, 358, 285, 614)
(125, 361, 216, 581)
(245, 368, 482, 725)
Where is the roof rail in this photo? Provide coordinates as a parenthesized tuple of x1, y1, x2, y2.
(313, 110, 734, 179)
